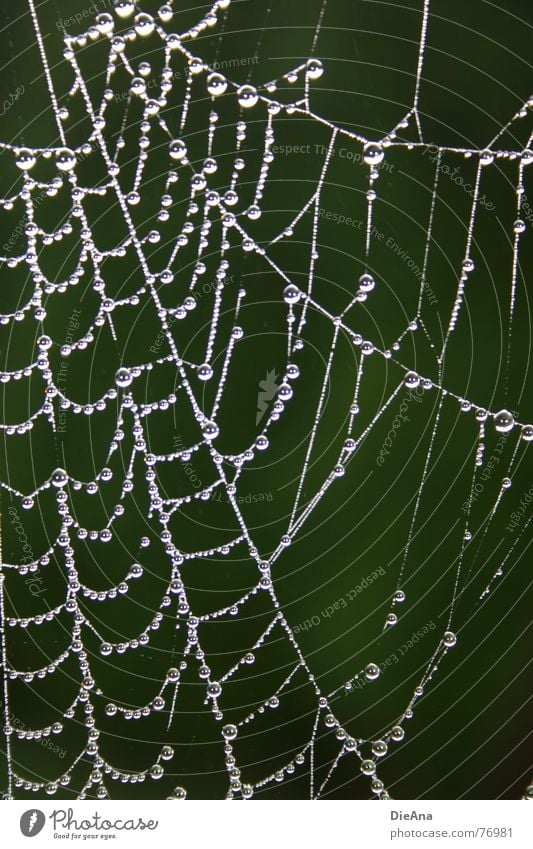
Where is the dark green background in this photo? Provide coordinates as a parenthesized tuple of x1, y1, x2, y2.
(0, 0, 531, 800)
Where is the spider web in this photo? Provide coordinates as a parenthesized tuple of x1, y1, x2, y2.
(0, 0, 531, 801)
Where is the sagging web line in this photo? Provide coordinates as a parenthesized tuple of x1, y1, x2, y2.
(0, 0, 531, 801)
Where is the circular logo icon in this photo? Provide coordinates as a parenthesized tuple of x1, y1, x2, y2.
(20, 810, 46, 838)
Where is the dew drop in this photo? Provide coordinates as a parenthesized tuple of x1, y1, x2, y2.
(222, 724, 238, 740)
(237, 85, 258, 109)
(404, 371, 420, 389)
(96, 13, 114, 33)
(202, 420, 219, 441)
(171, 786, 187, 799)
(169, 139, 187, 161)
(115, 368, 133, 388)
(494, 409, 514, 433)
(134, 12, 155, 36)
(363, 143, 384, 166)
(358, 272, 375, 292)
(521, 424, 533, 442)
(114, 0, 135, 18)
(372, 740, 388, 757)
(55, 148, 77, 172)
(306, 58, 324, 80)
(51, 468, 68, 488)
(207, 73, 227, 96)
(364, 663, 380, 681)
(16, 148, 36, 171)
(443, 631, 457, 648)
(360, 759, 376, 775)
(283, 284, 301, 304)
(198, 363, 213, 381)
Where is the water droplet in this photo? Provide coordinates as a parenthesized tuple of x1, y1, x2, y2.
(134, 12, 155, 36)
(391, 725, 404, 742)
(365, 663, 380, 681)
(198, 363, 213, 381)
(171, 786, 187, 799)
(207, 682, 222, 698)
(202, 420, 219, 441)
(55, 148, 77, 172)
(480, 150, 494, 166)
(207, 73, 227, 96)
(96, 13, 114, 33)
(114, 0, 135, 18)
(161, 745, 174, 761)
(306, 58, 324, 80)
(100, 643, 113, 656)
(514, 219, 526, 234)
(278, 382, 293, 401)
(443, 631, 457, 648)
(51, 468, 68, 488)
(283, 284, 301, 304)
(16, 148, 36, 171)
(237, 85, 258, 108)
(359, 273, 375, 292)
(521, 424, 533, 441)
(360, 759, 376, 775)
(149, 764, 164, 780)
(169, 139, 187, 161)
(115, 368, 133, 388)
(222, 724, 238, 740)
(363, 143, 384, 166)
(404, 371, 420, 389)
(372, 740, 388, 757)
(494, 409, 514, 433)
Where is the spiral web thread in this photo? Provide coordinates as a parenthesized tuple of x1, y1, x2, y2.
(0, 0, 531, 800)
